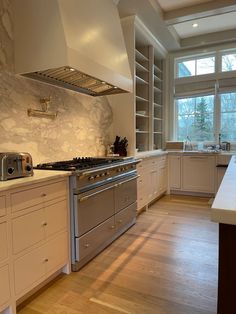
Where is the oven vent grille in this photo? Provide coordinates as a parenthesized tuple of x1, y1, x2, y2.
(23, 66, 127, 97)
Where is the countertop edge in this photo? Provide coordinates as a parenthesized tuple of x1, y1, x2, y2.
(0, 169, 72, 192)
(211, 155, 236, 224)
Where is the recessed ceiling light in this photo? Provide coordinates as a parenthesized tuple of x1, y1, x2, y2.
(192, 23, 198, 28)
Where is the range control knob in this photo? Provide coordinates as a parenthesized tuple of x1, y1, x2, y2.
(25, 164, 32, 172)
(88, 176, 95, 181)
(7, 167, 14, 175)
(117, 168, 121, 172)
(100, 173, 105, 177)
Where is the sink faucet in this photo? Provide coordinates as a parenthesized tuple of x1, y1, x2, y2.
(218, 133, 222, 149)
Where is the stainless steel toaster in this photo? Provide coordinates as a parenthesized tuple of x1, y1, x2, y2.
(0, 152, 34, 180)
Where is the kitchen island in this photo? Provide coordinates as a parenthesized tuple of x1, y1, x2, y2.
(212, 155, 236, 314)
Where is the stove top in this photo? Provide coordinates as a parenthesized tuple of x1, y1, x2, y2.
(35, 157, 126, 171)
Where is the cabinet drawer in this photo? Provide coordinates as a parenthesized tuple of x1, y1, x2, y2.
(11, 180, 67, 213)
(0, 221, 8, 262)
(115, 176, 137, 213)
(12, 208, 45, 255)
(0, 265, 10, 307)
(115, 202, 136, 231)
(0, 195, 6, 217)
(14, 246, 45, 295)
(45, 232, 68, 275)
(78, 216, 115, 261)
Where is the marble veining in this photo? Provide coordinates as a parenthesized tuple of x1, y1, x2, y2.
(0, 0, 113, 165)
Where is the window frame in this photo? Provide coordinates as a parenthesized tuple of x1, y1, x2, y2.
(171, 46, 236, 144)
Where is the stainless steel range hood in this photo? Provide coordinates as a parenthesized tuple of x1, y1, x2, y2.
(13, 0, 132, 96)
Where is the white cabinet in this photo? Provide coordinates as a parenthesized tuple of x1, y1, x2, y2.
(109, 16, 167, 156)
(137, 155, 167, 212)
(182, 156, 215, 193)
(10, 178, 69, 298)
(169, 155, 181, 189)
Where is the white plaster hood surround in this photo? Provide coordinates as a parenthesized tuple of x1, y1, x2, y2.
(13, 0, 132, 96)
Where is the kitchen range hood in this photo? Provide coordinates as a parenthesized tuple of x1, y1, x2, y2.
(13, 0, 132, 96)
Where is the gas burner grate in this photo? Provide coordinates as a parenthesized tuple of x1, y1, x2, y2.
(35, 157, 124, 171)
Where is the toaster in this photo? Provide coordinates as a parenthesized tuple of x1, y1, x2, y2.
(0, 152, 34, 181)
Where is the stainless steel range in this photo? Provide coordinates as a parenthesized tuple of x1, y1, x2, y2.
(36, 157, 139, 271)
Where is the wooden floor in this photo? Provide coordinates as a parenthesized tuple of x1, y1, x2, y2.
(18, 195, 218, 314)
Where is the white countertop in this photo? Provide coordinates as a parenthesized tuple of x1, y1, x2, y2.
(0, 169, 72, 192)
(212, 155, 236, 225)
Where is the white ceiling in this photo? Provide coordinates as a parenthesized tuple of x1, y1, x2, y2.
(173, 11, 236, 38)
(157, 0, 214, 12)
(117, 0, 236, 50)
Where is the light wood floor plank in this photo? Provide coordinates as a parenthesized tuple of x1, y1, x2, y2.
(18, 195, 217, 314)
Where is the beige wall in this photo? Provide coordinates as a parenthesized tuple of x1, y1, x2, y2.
(0, 0, 113, 165)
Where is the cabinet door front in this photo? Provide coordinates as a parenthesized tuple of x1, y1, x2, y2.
(169, 156, 181, 189)
(45, 232, 68, 275)
(115, 176, 137, 213)
(182, 156, 215, 192)
(45, 200, 67, 239)
(12, 208, 45, 254)
(0, 221, 8, 262)
(0, 265, 10, 307)
(0, 195, 6, 217)
(14, 246, 45, 296)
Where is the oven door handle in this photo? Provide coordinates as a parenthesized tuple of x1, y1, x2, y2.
(78, 185, 115, 202)
(115, 175, 139, 187)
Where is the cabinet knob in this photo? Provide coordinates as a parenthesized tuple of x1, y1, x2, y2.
(44, 258, 49, 262)
(41, 193, 47, 197)
(84, 243, 90, 248)
(42, 222, 48, 226)
(110, 225, 115, 229)
(118, 219, 122, 223)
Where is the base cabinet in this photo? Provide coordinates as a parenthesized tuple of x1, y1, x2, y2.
(0, 177, 70, 314)
(137, 155, 167, 212)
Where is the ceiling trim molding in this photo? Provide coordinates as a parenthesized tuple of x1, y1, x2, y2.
(164, 0, 236, 25)
(180, 28, 236, 49)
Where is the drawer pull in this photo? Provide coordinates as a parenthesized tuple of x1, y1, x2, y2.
(42, 222, 48, 226)
(118, 219, 122, 223)
(79, 185, 114, 202)
(44, 258, 49, 262)
(41, 193, 47, 197)
(110, 225, 115, 229)
(84, 243, 90, 248)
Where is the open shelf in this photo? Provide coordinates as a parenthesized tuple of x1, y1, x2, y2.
(135, 61, 149, 73)
(135, 49, 149, 62)
(136, 76, 148, 85)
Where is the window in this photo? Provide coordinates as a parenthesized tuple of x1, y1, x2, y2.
(221, 92, 236, 141)
(176, 95, 214, 141)
(222, 53, 236, 72)
(177, 56, 215, 78)
(173, 49, 236, 143)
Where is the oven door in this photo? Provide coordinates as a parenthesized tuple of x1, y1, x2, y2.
(115, 176, 137, 213)
(74, 182, 115, 237)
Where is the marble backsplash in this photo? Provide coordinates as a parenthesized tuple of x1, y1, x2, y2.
(0, 0, 113, 165)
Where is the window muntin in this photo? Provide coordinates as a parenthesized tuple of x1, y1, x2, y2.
(222, 53, 236, 72)
(176, 95, 214, 141)
(177, 56, 215, 78)
(220, 92, 236, 141)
